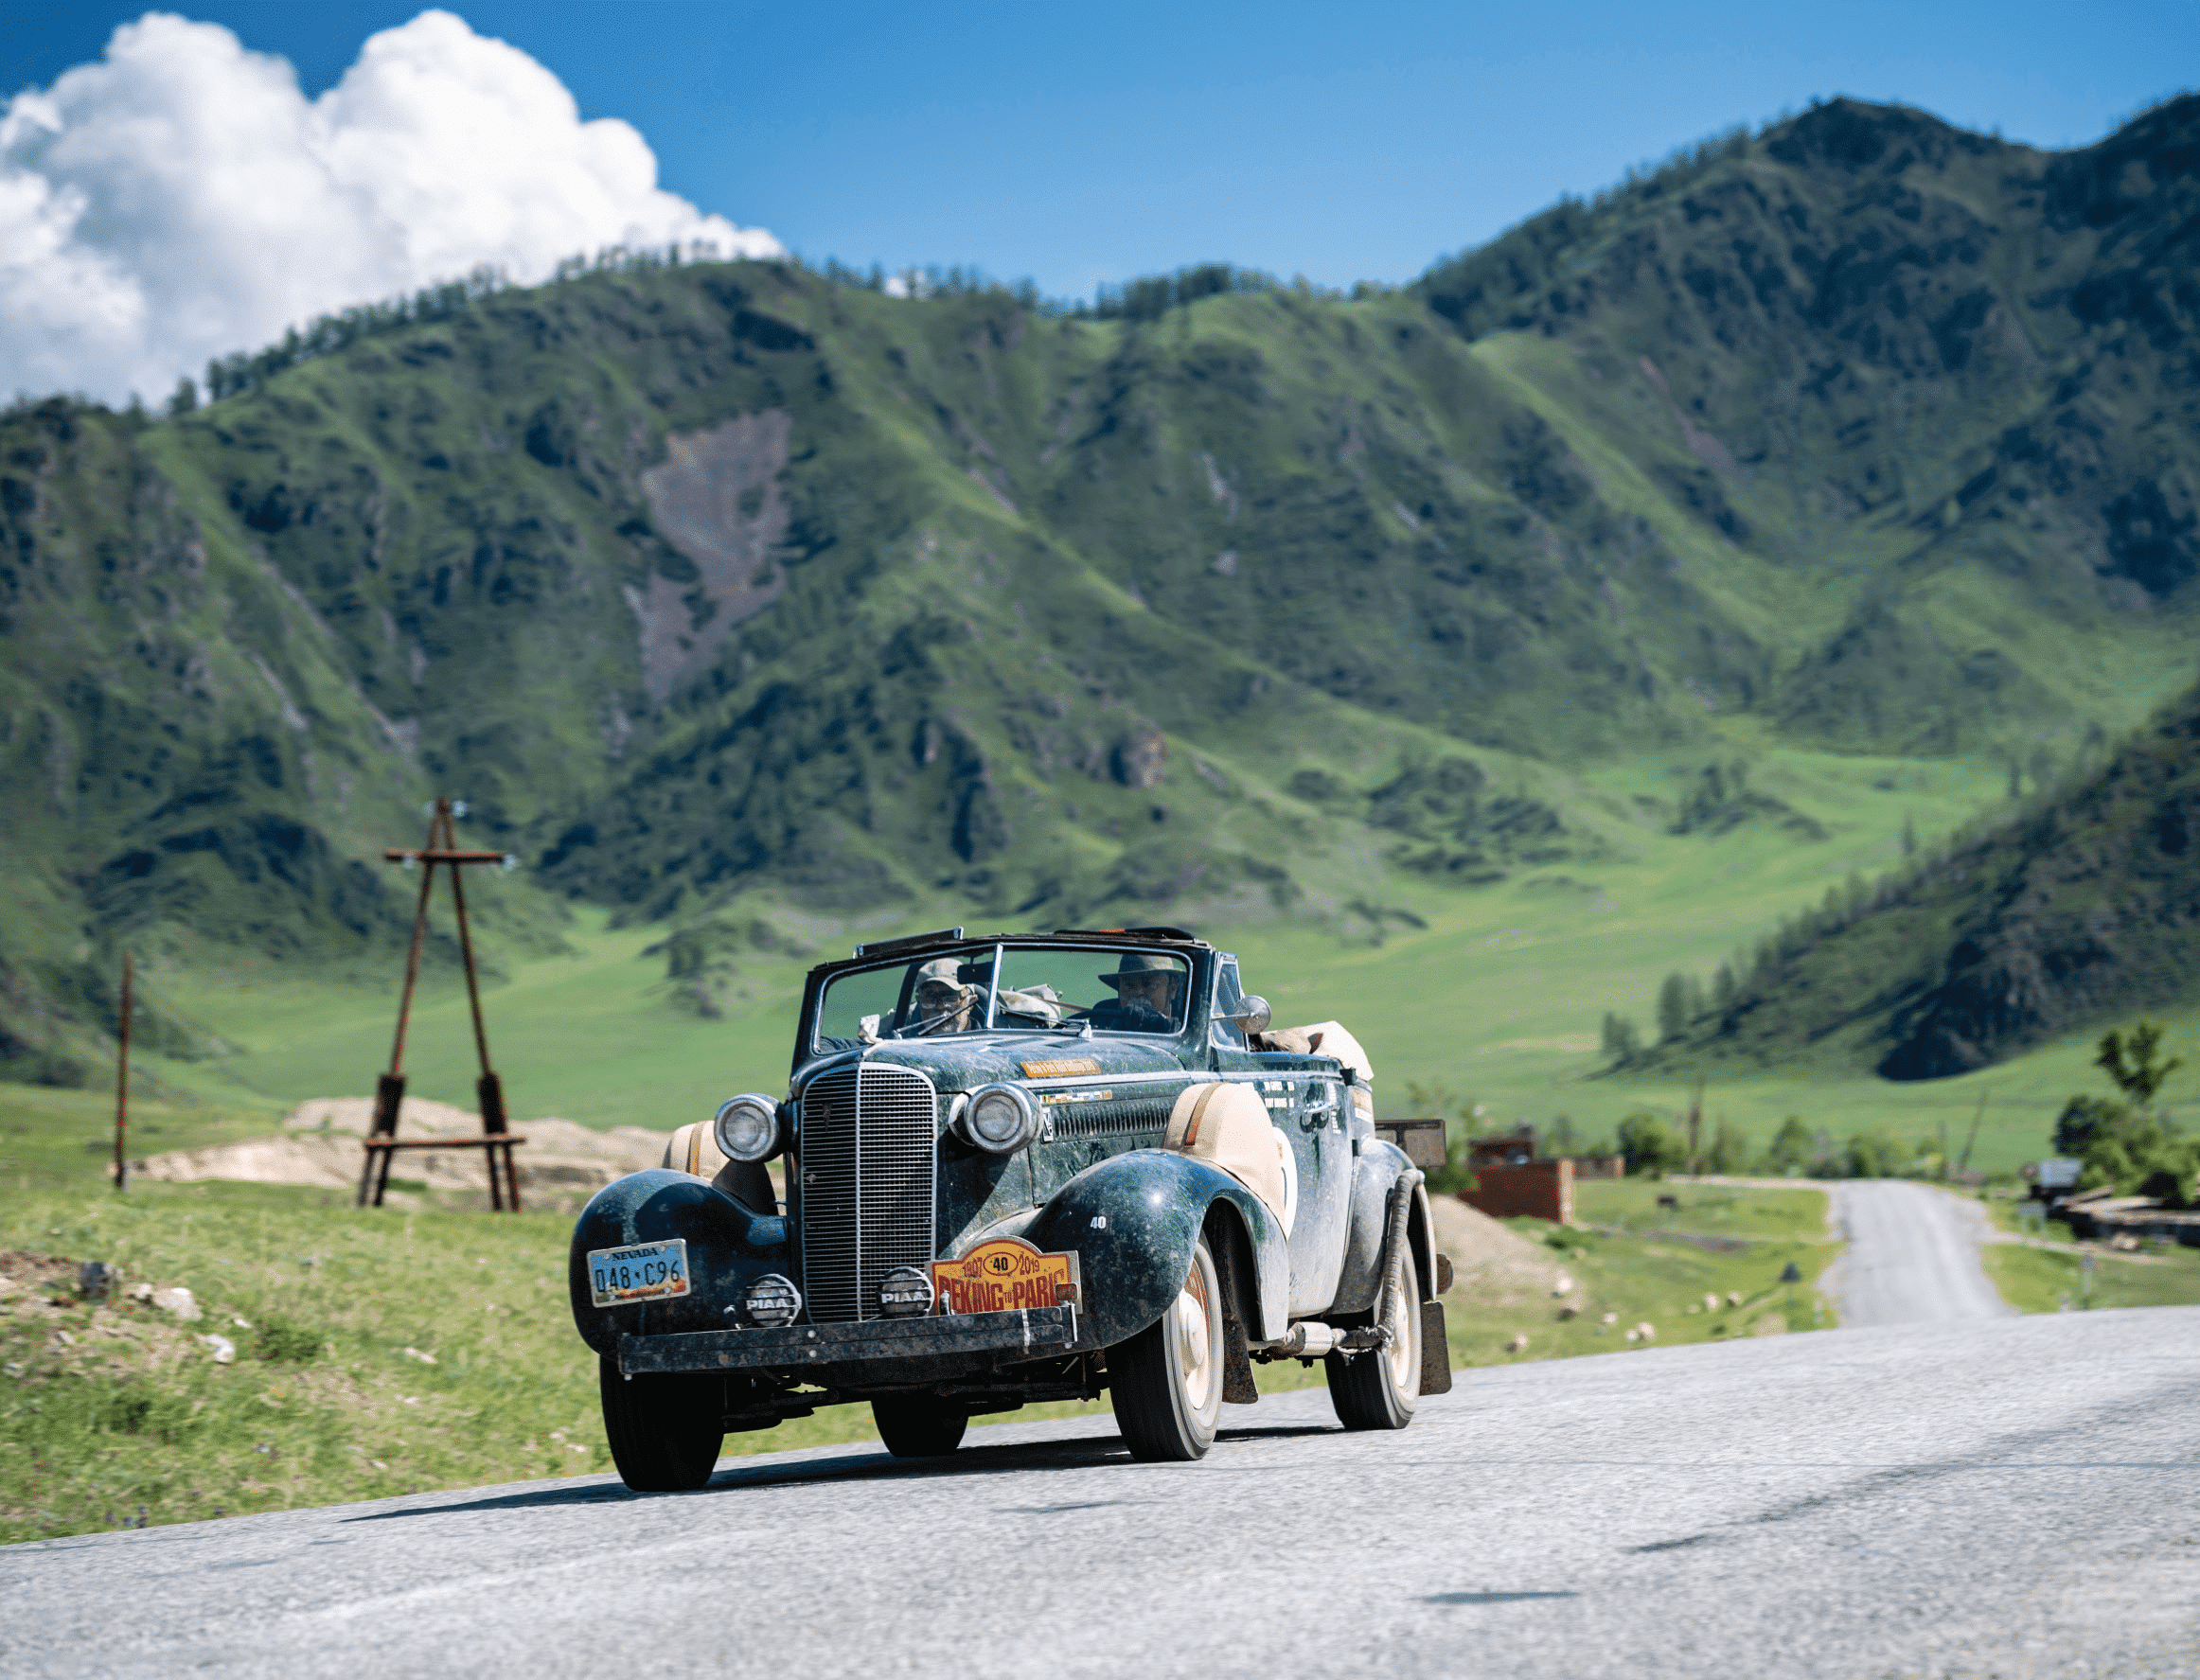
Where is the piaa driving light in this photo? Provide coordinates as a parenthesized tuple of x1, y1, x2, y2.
(744, 1273, 801, 1327)
(878, 1265, 934, 1317)
(959, 1082, 1039, 1153)
(713, 1093, 784, 1162)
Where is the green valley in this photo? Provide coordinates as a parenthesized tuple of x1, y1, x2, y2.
(4, 93, 2199, 1174)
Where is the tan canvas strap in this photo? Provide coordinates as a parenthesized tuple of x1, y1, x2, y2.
(685, 1123, 703, 1176)
(1182, 1083, 1224, 1151)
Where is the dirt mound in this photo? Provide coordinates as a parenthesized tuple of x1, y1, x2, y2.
(1428, 1193, 1570, 1303)
(135, 1097, 672, 1200)
(0, 1251, 79, 1298)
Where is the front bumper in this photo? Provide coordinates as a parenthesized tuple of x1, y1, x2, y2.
(618, 1303, 1080, 1376)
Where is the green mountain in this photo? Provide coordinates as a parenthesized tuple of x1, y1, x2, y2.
(1640, 678, 2200, 1080)
(5, 94, 2199, 1083)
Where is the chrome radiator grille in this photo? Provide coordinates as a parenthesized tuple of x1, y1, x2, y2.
(796, 1064, 938, 1324)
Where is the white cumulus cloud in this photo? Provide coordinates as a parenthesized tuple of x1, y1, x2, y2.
(0, 9, 781, 404)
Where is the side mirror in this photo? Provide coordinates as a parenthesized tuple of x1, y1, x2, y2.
(1225, 995, 1271, 1035)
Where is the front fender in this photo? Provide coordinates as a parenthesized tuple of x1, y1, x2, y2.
(568, 1169, 791, 1357)
(1008, 1149, 1290, 1347)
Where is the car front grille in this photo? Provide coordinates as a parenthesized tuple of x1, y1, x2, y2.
(796, 1064, 938, 1324)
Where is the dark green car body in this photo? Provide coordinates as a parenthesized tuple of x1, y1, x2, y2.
(568, 927, 1436, 1424)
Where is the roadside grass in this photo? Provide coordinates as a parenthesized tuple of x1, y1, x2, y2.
(1964, 1194, 2200, 1314)
(0, 1074, 1114, 1545)
(1979, 1239, 2200, 1314)
(1, 1176, 602, 1546)
(0, 1170, 1006, 1547)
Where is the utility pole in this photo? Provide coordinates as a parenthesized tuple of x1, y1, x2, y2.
(1686, 1079, 1704, 1177)
(113, 951, 133, 1192)
(1958, 1088, 1989, 1178)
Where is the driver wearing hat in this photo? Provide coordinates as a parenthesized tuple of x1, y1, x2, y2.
(906, 958, 980, 1035)
(1091, 951, 1185, 1034)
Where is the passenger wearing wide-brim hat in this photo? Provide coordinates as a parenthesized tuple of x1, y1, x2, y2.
(1094, 951, 1185, 1031)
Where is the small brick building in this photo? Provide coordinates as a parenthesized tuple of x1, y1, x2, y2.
(1462, 1157, 1575, 1225)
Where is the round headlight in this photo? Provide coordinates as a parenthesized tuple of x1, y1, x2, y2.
(878, 1265, 934, 1317)
(713, 1093, 784, 1162)
(960, 1083, 1038, 1153)
(744, 1273, 801, 1327)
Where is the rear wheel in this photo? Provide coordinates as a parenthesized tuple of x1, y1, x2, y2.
(1109, 1234, 1224, 1461)
(598, 1357, 724, 1492)
(1326, 1246, 1422, 1431)
(871, 1394, 969, 1458)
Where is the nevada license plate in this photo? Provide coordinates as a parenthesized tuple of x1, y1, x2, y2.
(587, 1239, 690, 1307)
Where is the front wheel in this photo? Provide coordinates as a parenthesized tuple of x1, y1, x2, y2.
(871, 1394, 968, 1458)
(1109, 1234, 1225, 1461)
(599, 1357, 724, 1492)
(1326, 1245, 1422, 1431)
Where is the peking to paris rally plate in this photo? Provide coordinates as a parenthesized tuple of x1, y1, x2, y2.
(586, 1239, 690, 1307)
(932, 1236, 1081, 1314)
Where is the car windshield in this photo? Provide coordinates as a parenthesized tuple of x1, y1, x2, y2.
(993, 946, 1190, 1035)
(809, 946, 1191, 1050)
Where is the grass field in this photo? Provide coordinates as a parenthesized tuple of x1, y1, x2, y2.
(1442, 1180, 1839, 1369)
(99, 737, 2124, 1187)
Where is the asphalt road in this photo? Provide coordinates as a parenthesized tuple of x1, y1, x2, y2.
(8, 1309, 2197, 1679)
(1824, 1180, 2015, 1327)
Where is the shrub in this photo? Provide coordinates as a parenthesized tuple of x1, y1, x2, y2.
(1708, 1121, 1751, 1174)
(1618, 1112, 1687, 1176)
(1843, 1128, 1914, 1178)
(253, 1319, 324, 1364)
(1762, 1116, 1811, 1173)
(2054, 1094, 2137, 1158)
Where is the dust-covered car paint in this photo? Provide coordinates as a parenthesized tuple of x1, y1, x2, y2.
(570, 926, 1446, 1481)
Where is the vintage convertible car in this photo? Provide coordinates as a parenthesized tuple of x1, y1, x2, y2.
(569, 925, 1451, 1491)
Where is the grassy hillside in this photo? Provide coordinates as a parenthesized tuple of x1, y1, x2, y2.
(6, 95, 2200, 1084)
(59, 737, 2078, 1179)
(1629, 679, 2200, 1081)
(1419, 96, 2200, 748)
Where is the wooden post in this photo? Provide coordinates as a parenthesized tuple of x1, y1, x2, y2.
(440, 803, 520, 1211)
(1686, 1080, 1704, 1177)
(114, 952, 133, 1193)
(360, 805, 443, 1208)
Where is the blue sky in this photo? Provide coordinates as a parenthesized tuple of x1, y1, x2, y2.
(3, 0, 2194, 302)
